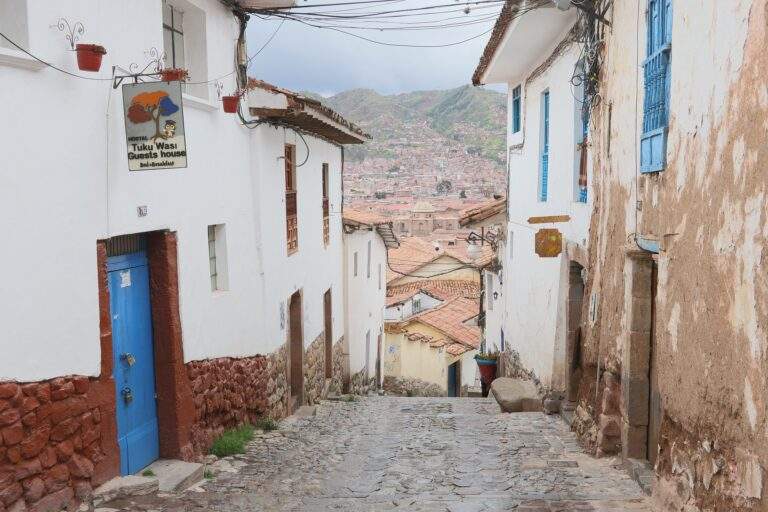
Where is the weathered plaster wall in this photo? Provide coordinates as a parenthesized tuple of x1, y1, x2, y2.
(581, 0, 768, 510)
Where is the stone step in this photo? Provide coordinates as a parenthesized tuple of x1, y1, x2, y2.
(145, 459, 205, 492)
(91, 475, 158, 507)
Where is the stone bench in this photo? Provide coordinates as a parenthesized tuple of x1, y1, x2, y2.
(490, 377, 541, 413)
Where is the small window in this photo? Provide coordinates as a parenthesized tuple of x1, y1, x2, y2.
(511, 85, 522, 133)
(163, 2, 185, 69)
(539, 90, 550, 202)
(354, 251, 358, 277)
(413, 298, 422, 313)
(366, 240, 371, 278)
(207, 224, 228, 291)
(162, 0, 208, 99)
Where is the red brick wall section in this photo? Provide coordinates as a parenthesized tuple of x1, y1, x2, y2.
(0, 377, 109, 512)
(146, 231, 195, 462)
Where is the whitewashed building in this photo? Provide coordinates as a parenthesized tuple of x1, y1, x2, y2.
(341, 209, 398, 391)
(0, 1, 366, 508)
(472, 2, 591, 392)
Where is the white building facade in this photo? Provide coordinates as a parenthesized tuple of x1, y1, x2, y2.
(342, 210, 397, 392)
(472, 3, 591, 392)
(0, 1, 366, 508)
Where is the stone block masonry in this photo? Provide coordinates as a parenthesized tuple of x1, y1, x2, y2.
(186, 345, 290, 456)
(0, 377, 112, 511)
(303, 334, 327, 405)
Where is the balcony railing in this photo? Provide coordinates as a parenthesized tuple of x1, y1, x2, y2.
(286, 191, 298, 254)
(322, 198, 330, 246)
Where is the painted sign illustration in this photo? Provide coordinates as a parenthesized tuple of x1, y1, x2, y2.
(122, 82, 187, 170)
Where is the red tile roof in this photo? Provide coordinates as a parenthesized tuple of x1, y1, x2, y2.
(387, 279, 480, 303)
(386, 237, 493, 283)
(414, 297, 481, 349)
(472, 0, 525, 86)
(459, 197, 507, 226)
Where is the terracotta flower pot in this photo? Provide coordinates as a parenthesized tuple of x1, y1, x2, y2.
(160, 68, 188, 82)
(475, 357, 498, 385)
(222, 95, 240, 113)
(76, 43, 106, 72)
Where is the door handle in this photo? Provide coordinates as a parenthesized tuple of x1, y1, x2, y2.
(121, 353, 136, 367)
(121, 387, 134, 404)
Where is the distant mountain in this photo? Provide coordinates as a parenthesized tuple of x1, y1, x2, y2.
(316, 86, 506, 165)
(308, 86, 506, 201)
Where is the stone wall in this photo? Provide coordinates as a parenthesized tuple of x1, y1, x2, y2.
(0, 377, 111, 511)
(349, 368, 376, 396)
(303, 333, 327, 405)
(382, 376, 444, 397)
(329, 337, 346, 395)
(186, 345, 289, 455)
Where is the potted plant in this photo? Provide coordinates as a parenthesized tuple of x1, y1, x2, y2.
(474, 350, 499, 397)
(160, 68, 189, 82)
(222, 90, 243, 114)
(75, 43, 107, 72)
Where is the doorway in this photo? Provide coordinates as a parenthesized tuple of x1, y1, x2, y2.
(324, 289, 332, 379)
(566, 262, 586, 404)
(107, 248, 159, 475)
(447, 361, 461, 397)
(289, 290, 304, 411)
(648, 260, 661, 464)
(375, 333, 382, 389)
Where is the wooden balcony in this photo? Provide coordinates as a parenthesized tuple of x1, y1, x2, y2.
(286, 191, 298, 254)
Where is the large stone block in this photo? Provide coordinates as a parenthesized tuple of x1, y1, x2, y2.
(490, 378, 540, 413)
(623, 332, 651, 380)
(621, 376, 649, 426)
(621, 420, 648, 460)
(629, 299, 653, 332)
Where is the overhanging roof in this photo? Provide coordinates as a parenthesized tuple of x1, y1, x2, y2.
(472, 1, 578, 85)
(247, 78, 370, 145)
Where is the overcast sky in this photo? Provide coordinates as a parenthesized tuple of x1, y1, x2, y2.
(244, 2, 505, 96)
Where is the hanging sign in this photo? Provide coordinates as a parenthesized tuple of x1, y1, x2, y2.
(122, 82, 187, 170)
(535, 228, 563, 258)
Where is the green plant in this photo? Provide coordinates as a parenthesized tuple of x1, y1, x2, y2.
(341, 394, 357, 402)
(204, 469, 214, 480)
(475, 351, 499, 361)
(255, 417, 279, 432)
(209, 424, 255, 457)
(141, 469, 155, 477)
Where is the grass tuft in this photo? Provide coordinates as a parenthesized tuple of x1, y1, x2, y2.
(209, 424, 255, 457)
(141, 469, 155, 477)
(204, 469, 214, 480)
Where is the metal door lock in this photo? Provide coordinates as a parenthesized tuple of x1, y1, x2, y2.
(121, 387, 134, 404)
(121, 353, 136, 366)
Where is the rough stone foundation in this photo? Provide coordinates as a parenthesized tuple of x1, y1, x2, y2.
(382, 376, 444, 397)
(349, 369, 376, 396)
(303, 334, 327, 405)
(329, 337, 345, 395)
(572, 370, 622, 458)
(186, 345, 289, 455)
(0, 377, 111, 511)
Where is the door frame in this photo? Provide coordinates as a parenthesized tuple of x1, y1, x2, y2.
(288, 290, 304, 411)
(323, 289, 333, 379)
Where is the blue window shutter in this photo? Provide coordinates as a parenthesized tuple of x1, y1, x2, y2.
(540, 91, 550, 201)
(640, 0, 672, 173)
(512, 86, 521, 133)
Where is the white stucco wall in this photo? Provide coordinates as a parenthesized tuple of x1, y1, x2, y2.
(343, 228, 386, 379)
(497, 33, 592, 390)
(0, 0, 348, 381)
(384, 292, 442, 322)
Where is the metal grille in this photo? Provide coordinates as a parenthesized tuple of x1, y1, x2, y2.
(106, 234, 146, 257)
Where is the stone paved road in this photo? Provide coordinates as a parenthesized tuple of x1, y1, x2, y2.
(103, 397, 652, 511)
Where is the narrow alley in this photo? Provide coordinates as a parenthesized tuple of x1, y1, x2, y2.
(99, 397, 650, 512)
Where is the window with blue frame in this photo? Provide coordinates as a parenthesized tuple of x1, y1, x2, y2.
(511, 85, 521, 133)
(640, 0, 672, 173)
(539, 90, 550, 202)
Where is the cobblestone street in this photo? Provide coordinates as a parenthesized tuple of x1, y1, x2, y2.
(102, 397, 652, 511)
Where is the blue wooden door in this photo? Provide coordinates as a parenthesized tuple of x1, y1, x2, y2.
(108, 251, 159, 475)
(447, 363, 458, 397)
